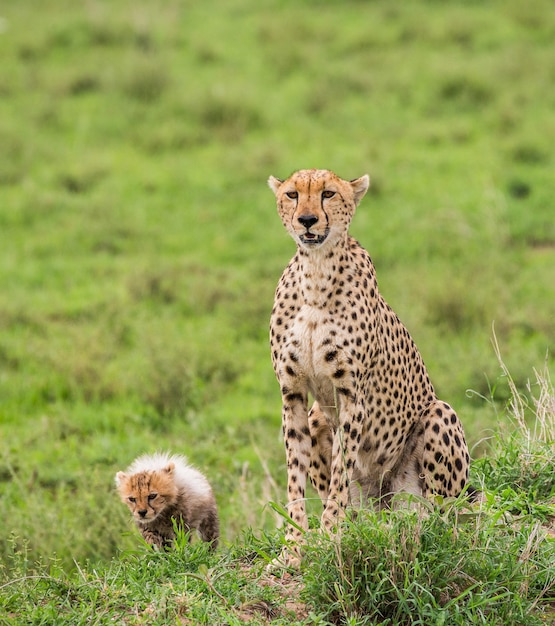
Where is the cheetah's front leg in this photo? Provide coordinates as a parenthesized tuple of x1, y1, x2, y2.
(308, 402, 332, 505)
(321, 396, 364, 532)
(274, 390, 312, 568)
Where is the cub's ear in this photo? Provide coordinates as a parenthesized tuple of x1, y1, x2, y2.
(163, 462, 175, 475)
(115, 471, 127, 486)
(268, 176, 283, 195)
(350, 174, 370, 206)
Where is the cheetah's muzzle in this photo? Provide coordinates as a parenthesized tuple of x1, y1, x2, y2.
(299, 229, 329, 246)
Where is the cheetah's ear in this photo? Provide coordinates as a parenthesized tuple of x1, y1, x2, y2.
(350, 175, 370, 206)
(268, 176, 283, 196)
(163, 462, 175, 475)
(115, 471, 127, 486)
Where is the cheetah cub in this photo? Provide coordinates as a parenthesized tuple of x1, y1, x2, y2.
(268, 169, 471, 567)
(115, 452, 219, 550)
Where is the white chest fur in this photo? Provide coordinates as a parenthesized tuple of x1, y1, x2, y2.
(276, 243, 360, 417)
(289, 304, 330, 373)
(284, 303, 344, 415)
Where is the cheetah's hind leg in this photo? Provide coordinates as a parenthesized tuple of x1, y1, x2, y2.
(420, 400, 471, 498)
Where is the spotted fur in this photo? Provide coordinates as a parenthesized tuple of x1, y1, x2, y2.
(268, 169, 471, 566)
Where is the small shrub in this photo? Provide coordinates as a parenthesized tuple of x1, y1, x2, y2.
(507, 178, 532, 199)
(121, 60, 170, 103)
(437, 75, 493, 110)
(194, 96, 264, 142)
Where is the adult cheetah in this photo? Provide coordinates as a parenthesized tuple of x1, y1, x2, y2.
(268, 169, 471, 567)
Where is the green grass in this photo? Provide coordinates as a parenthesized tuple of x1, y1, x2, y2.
(0, 0, 554, 622)
(2, 386, 554, 624)
(302, 508, 554, 625)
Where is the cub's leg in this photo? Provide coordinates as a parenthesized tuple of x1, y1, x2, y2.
(198, 509, 220, 550)
(140, 527, 171, 550)
(307, 402, 332, 505)
(420, 400, 470, 497)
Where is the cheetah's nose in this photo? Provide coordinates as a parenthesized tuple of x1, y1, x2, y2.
(138, 510, 147, 518)
(298, 214, 319, 229)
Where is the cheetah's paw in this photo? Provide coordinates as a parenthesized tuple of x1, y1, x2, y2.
(266, 546, 302, 574)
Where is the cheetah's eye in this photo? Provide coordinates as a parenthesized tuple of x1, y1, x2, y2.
(285, 191, 298, 200)
(148, 493, 158, 501)
(322, 190, 335, 199)
(128, 496, 136, 503)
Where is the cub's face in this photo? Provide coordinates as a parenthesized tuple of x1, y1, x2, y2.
(268, 169, 369, 251)
(115, 464, 178, 524)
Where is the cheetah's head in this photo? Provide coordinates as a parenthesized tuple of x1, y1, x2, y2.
(115, 464, 179, 525)
(268, 169, 369, 251)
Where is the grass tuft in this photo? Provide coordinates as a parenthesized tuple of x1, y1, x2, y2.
(121, 58, 171, 103)
(302, 504, 554, 625)
(473, 336, 555, 504)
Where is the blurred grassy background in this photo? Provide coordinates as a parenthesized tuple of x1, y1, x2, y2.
(0, 0, 554, 568)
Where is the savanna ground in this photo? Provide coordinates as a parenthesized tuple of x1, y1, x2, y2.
(0, 0, 554, 623)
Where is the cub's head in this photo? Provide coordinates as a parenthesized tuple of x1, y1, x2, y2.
(115, 463, 179, 524)
(268, 169, 369, 251)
